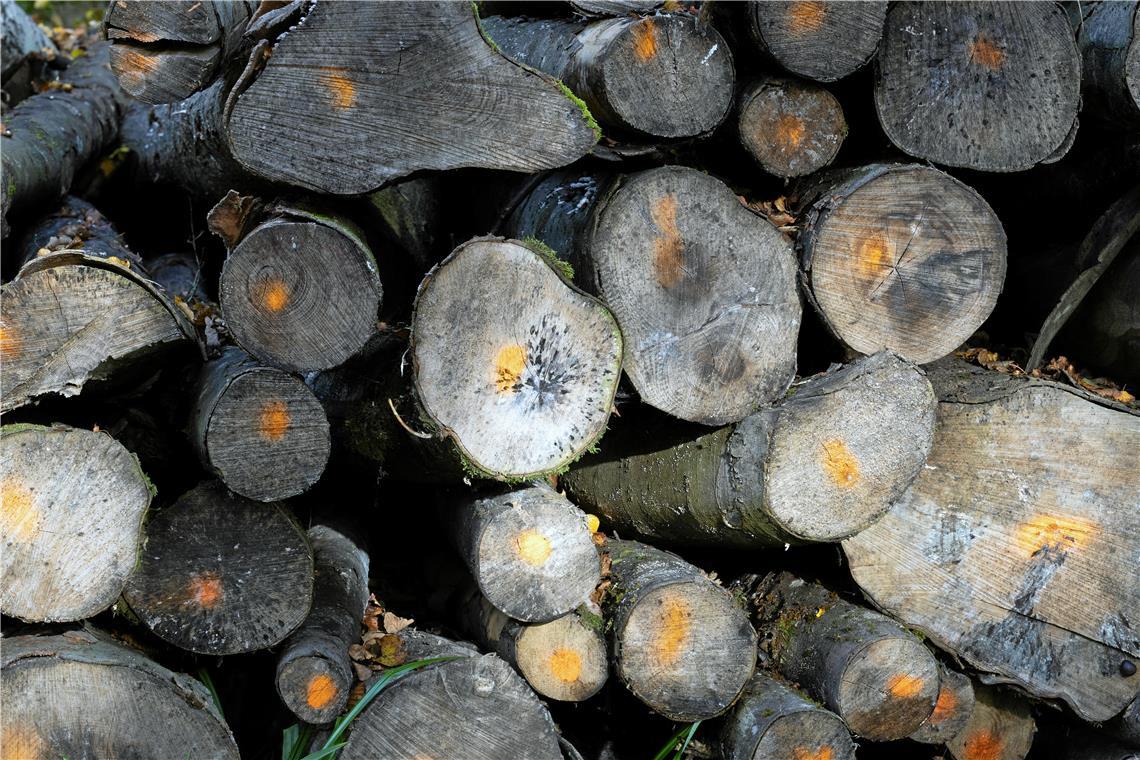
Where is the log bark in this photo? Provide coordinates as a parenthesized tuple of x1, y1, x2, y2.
(122, 480, 314, 655)
(0, 424, 152, 622)
(946, 685, 1036, 760)
(511, 165, 800, 425)
(564, 351, 936, 547)
(568, 0, 666, 17)
(875, 2, 1081, 171)
(449, 484, 601, 623)
(190, 346, 330, 502)
(605, 539, 757, 721)
(1, 0, 56, 103)
(909, 662, 977, 745)
(797, 163, 1007, 364)
(276, 524, 369, 725)
(1070, 0, 1140, 130)
(1, 628, 239, 759)
(1065, 237, 1140, 385)
(410, 236, 622, 481)
(842, 358, 1140, 722)
(745, 1, 887, 82)
(145, 251, 207, 303)
(479, 13, 734, 139)
(739, 571, 941, 741)
(104, 0, 256, 104)
(719, 673, 856, 760)
(738, 76, 846, 179)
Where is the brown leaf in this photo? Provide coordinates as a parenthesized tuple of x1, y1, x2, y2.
(377, 634, 407, 667)
(382, 611, 413, 634)
(206, 190, 263, 249)
(348, 643, 369, 662)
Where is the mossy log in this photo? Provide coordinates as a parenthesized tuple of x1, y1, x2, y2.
(744, 1, 887, 81)
(1, 628, 239, 759)
(738, 76, 846, 179)
(797, 163, 1007, 364)
(511, 165, 800, 425)
(564, 352, 936, 547)
(720, 673, 856, 760)
(843, 358, 1140, 722)
(1, 424, 152, 622)
(875, 2, 1081, 171)
(605, 539, 757, 721)
(122, 480, 314, 655)
(909, 662, 977, 745)
(946, 685, 1036, 760)
(1070, 0, 1140, 129)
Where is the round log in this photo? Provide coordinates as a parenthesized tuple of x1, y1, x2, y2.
(746, 1, 887, 81)
(875, 2, 1081, 171)
(122, 480, 314, 655)
(910, 663, 977, 745)
(145, 252, 208, 303)
(720, 673, 856, 760)
(411, 237, 622, 480)
(947, 685, 1036, 760)
(1070, 0, 1140, 129)
(190, 346, 330, 501)
(798, 163, 1007, 364)
(1066, 238, 1140, 385)
(1, 424, 152, 622)
(738, 76, 846, 179)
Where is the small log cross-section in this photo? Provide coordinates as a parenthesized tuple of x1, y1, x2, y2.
(798, 163, 1007, 364)
(565, 352, 936, 547)
(411, 237, 622, 481)
(843, 359, 1140, 722)
(745, 1, 888, 82)
(191, 346, 331, 502)
(276, 525, 369, 725)
(450, 485, 601, 623)
(605, 539, 757, 721)
(875, 2, 1081, 171)
(946, 685, 1036, 760)
(123, 481, 314, 655)
(1, 629, 239, 760)
(1070, 0, 1140, 129)
(720, 673, 856, 760)
(1, 424, 152, 622)
(738, 76, 847, 179)
(909, 663, 976, 746)
(741, 572, 941, 741)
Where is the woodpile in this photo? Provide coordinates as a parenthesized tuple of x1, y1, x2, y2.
(1, 1, 1137, 758)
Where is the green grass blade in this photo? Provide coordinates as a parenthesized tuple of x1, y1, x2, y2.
(651, 721, 701, 760)
(283, 723, 314, 760)
(297, 742, 347, 760)
(673, 721, 700, 760)
(196, 668, 224, 719)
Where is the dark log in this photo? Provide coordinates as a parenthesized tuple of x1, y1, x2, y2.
(738, 76, 846, 179)
(1, 0, 56, 103)
(946, 685, 1036, 760)
(1107, 696, 1140, 748)
(0, 424, 152, 622)
(745, 1, 888, 82)
(875, 2, 1081, 171)
(18, 194, 142, 267)
(104, 0, 256, 104)
(1, 629, 239, 759)
(720, 673, 855, 760)
(568, 0, 666, 17)
(190, 346, 330, 501)
(450, 484, 601, 623)
(276, 524, 369, 725)
(605, 539, 757, 721)
(367, 175, 446, 276)
(1061, 235, 1140, 386)
(564, 352, 936, 547)
(1070, 0, 1140, 129)
(797, 163, 1007, 364)
(145, 251, 207, 303)
(843, 358, 1140, 722)
(740, 571, 940, 741)
(480, 13, 733, 139)
(1053, 730, 1140, 760)
(122, 480, 314, 655)
(909, 662, 977, 745)
(511, 165, 800, 425)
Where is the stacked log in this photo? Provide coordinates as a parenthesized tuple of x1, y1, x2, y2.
(720, 674, 856, 760)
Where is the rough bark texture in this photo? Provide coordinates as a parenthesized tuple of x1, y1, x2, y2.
(18, 194, 142, 267)
(511, 165, 800, 425)
(738, 76, 846, 179)
(1, 424, 152, 622)
(746, 1, 888, 81)
(1, 628, 239, 760)
(480, 14, 734, 138)
(843, 359, 1140, 722)
(875, 2, 1081, 171)
(276, 525, 369, 725)
(798, 163, 1007, 364)
(190, 346, 330, 502)
(565, 352, 936, 547)
(910, 663, 977, 745)
(946, 685, 1036, 760)
(122, 480, 314, 655)
(605, 539, 757, 721)
(720, 673, 856, 760)
(742, 572, 941, 741)
(1070, 0, 1140, 129)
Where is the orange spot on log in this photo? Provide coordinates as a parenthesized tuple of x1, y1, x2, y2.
(515, 529, 552, 567)
(775, 113, 807, 150)
(306, 672, 338, 710)
(259, 400, 291, 442)
(929, 683, 958, 724)
(318, 66, 357, 110)
(820, 438, 860, 489)
(1, 724, 44, 760)
(187, 571, 223, 609)
(856, 233, 892, 279)
(653, 595, 691, 667)
(1015, 514, 1097, 557)
(549, 647, 582, 682)
(0, 322, 21, 361)
(256, 278, 290, 313)
(494, 344, 527, 394)
(969, 35, 1006, 71)
(887, 673, 925, 699)
(793, 747, 834, 760)
(631, 18, 658, 62)
(963, 729, 1004, 760)
(789, 1, 827, 34)
(0, 478, 39, 543)
(651, 194, 684, 288)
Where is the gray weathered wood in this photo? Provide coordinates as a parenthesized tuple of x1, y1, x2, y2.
(569, 0, 665, 16)
(910, 663, 977, 745)
(720, 673, 856, 760)
(738, 76, 846, 179)
(1070, 0, 1140, 129)
(746, 1, 887, 81)
(946, 685, 1036, 760)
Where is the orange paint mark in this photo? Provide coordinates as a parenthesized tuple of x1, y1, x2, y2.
(856, 233, 892, 279)
(318, 66, 357, 110)
(187, 571, 223, 609)
(549, 647, 582, 682)
(969, 34, 1006, 71)
(929, 684, 958, 724)
(256, 278, 290, 313)
(963, 729, 1004, 760)
(1014, 513, 1097, 558)
(820, 438, 860, 489)
(793, 747, 834, 760)
(631, 18, 658, 62)
(494, 344, 527, 394)
(0, 477, 39, 543)
(789, 1, 827, 34)
(1, 724, 44, 760)
(259, 400, 291, 442)
(515, 529, 552, 567)
(653, 595, 691, 667)
(887, 673, 925, 699)
(0, 323, 21, 360)
(306, 672, 338, 710)
(775, 113, 806, 150)
(651, 194, 684, 288)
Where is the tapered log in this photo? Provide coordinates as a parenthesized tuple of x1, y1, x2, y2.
(1, 629, 239, 759)
(411, 237, 622, 480)
(276, 525, 369, 725)
(946, 686, 1036, 760)
(740, 571, 940, 741)
(720, 673, 856, 760)
(798, 164, 1007, 364)
(605, 539, 757, 721)
(1, 0, 56, 102)
(910, 663, 977, 745)
(190, 347, 330, 501)
(122, 480, 314, 655)
(18, 195, 142, 266)
(1, 424, 152, 622)
(745, 1, 887, 82)
(875, 2, 1081, 172)
(842, 359, 1140, 722)
(511, 165, 800, 425)
(738, 76, 846, 179)
(104, 0, 256, 104)
(1070, 1, 1140, 129)
(565, 352, 935, 547)
(480, 14, 733, 138)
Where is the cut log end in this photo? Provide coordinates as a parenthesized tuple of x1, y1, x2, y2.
(277, 656, 351, 725)
(749, 1, 888, 81)
(946, 686, 1036, 760)
(513, 613, 608, 702)
(834, 636, 941, 741)
(721, 674, 856, 760)
(910, 664, 976, 745)
(738, 77, 846, 178)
